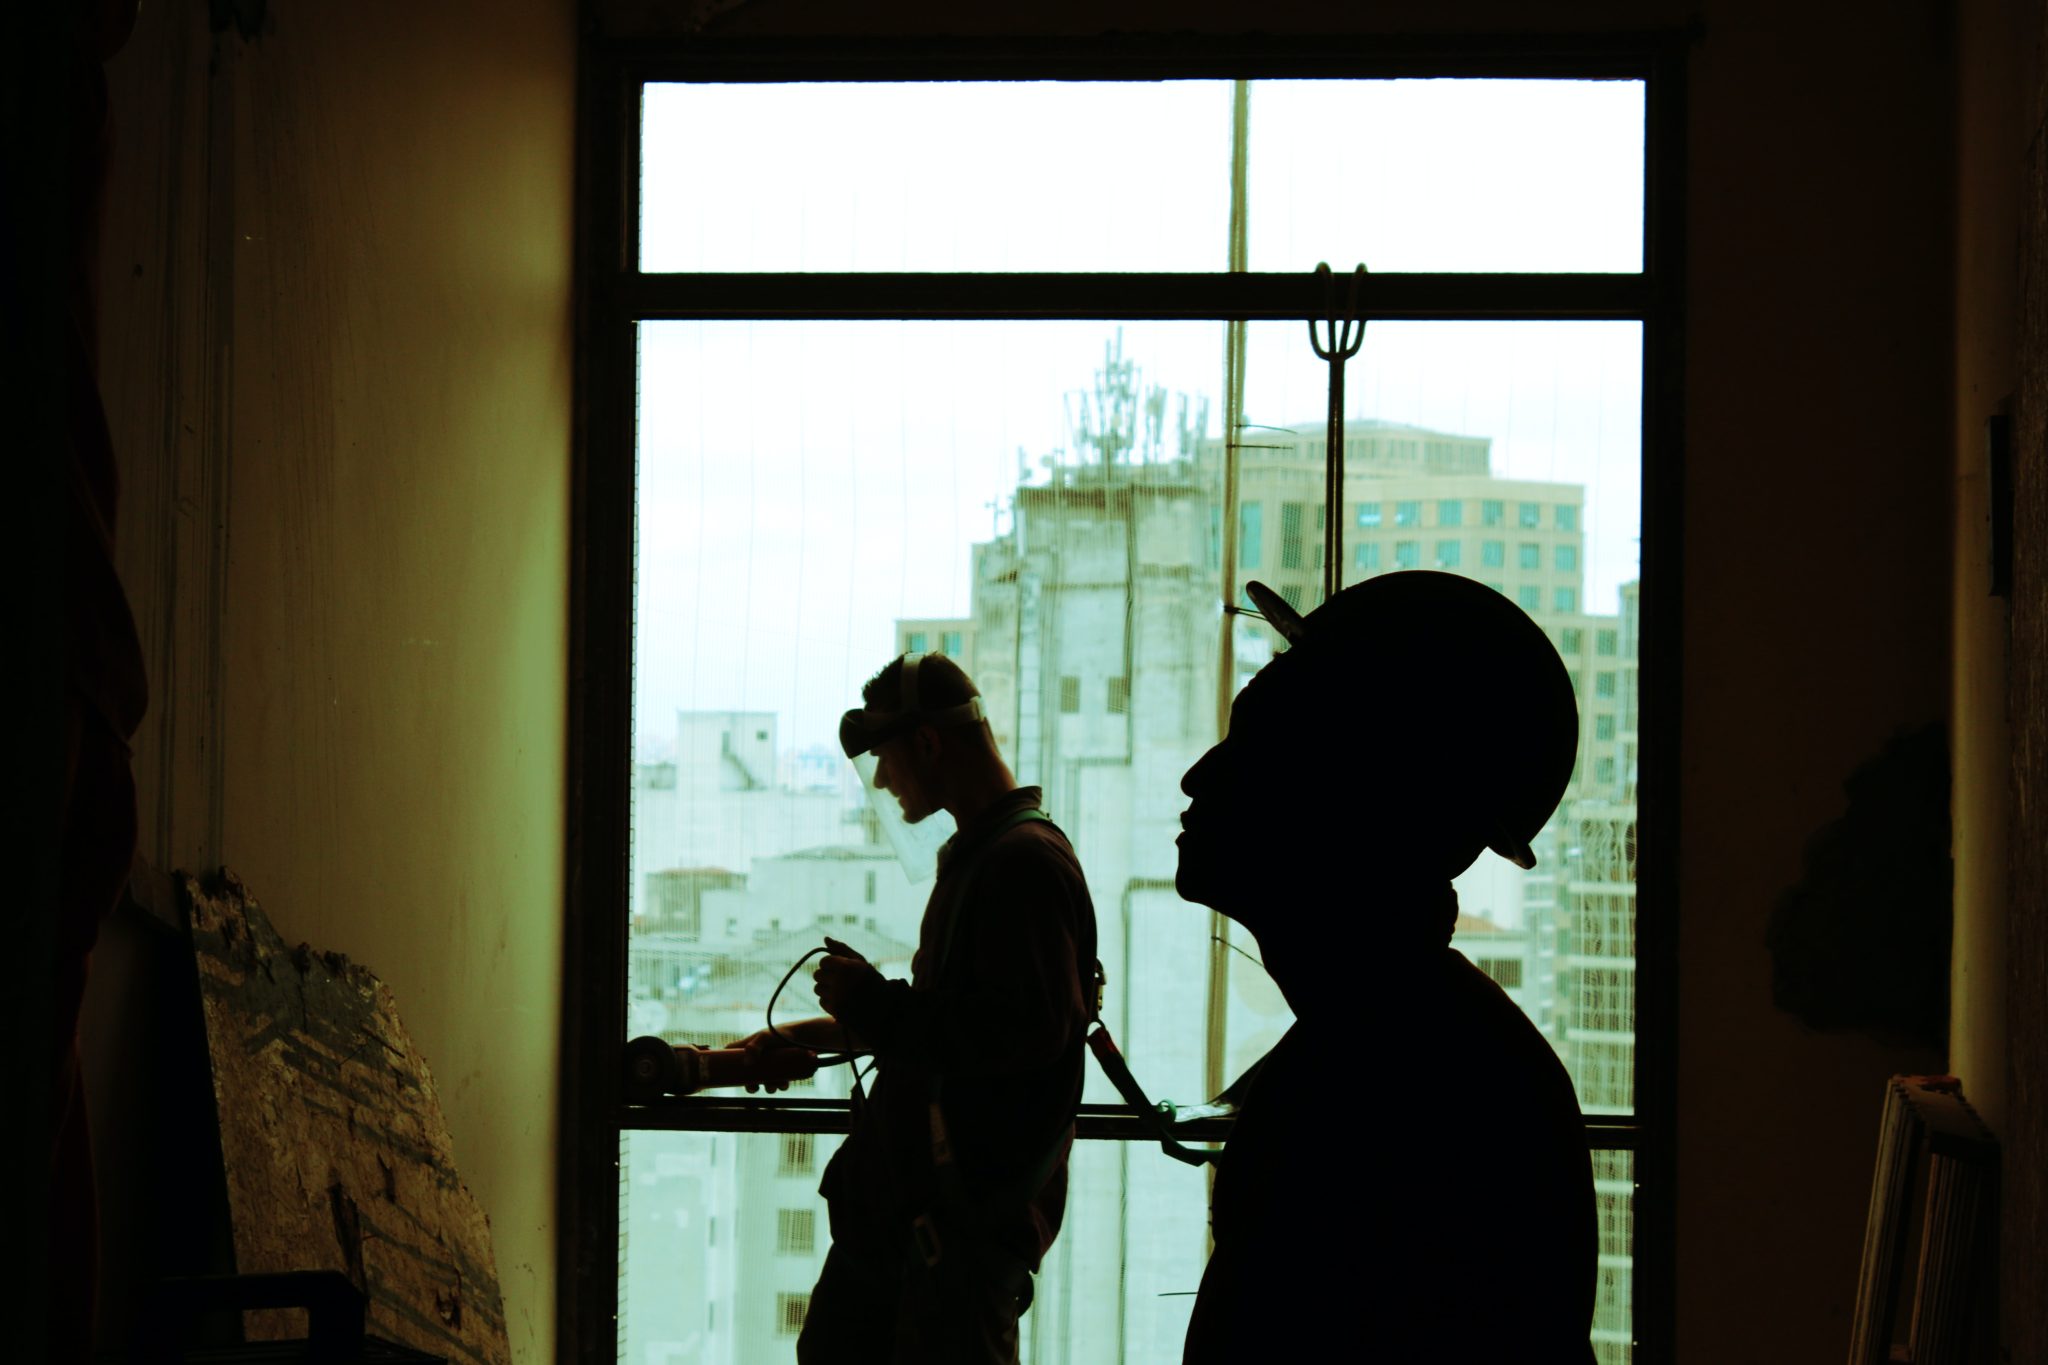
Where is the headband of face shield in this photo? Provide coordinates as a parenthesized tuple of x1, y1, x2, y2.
(839, 653, 986, 883)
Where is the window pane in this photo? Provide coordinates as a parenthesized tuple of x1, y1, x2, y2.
(634, 321, 1240, 1114)
(640, 82, 1232, 272)
(1592, 1149, 1637, 1364)
(621, 1129, 850, 1364)
(622, 1129, 1239, 1362)
(1219, 320, 1641, 1116)
(1246, 79, 1644, 273)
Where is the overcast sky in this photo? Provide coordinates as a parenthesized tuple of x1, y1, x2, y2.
(634, 79, 1646, 758)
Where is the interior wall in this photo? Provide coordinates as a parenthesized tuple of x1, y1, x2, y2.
(2004, 0, 2048, 1356)
(96, 2, 576, 1360)
(1950, 0, 2029, 1215)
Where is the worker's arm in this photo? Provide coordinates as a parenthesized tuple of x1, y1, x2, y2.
(821, 839, 1087, 1076)
(726, 1016, 864, 1093)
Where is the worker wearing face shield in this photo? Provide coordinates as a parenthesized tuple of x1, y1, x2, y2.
(760, 651, 1098, 1365)
(1176, 573, 1598, 1364)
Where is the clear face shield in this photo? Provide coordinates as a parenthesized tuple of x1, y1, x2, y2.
(847, 748, 955, 884)
(839, 653, 984, 884)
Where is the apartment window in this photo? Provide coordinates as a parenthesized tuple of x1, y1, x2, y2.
(906, 631, 927, 652)
(1355, 542, 1380, 570)
(1556, 544, 1578, 572)
(1280, 502, 1308, 569)
(863, 870, 876, 904)
(1483, 581, 1506, 595)
(1478, 957, 1525, 989)
(1517, 543, 1541, 571)
(1557, 504, 1579, 531)
(1596, 714, 1616, 741)
(1519, 501, 1542, 527)
(776, 1293, 810, 1337)
(1597, 628, 1619, 656)
(1437, 499, 1464, 527)
(1555, 587, 1577, 613)
(594, 58, 1668, 1365)
(1561, 628, 1584, 654)
(778, 1133, 814, 1177)
(1394, 500, 1422, 527)
(1435, 540, 1463, 568)
(777, 1208, 817, 1255)
(1596, 671, 1618, 699)
(1597, 756, 1617, 786)
(1518, 585, 1543, 612)
(942, 630, 963, 655)
(1482, 540, 1505, 568)
(1394, 541, 1421, 569)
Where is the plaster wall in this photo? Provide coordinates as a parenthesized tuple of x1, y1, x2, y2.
(96, 1, 576, 1359)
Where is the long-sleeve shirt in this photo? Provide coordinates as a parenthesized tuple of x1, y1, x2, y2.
(824, 786, 1097, 1269)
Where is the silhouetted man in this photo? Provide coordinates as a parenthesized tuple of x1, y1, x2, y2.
(740, 652, 1097, 1364)
(1177, 572, 1597, 1363)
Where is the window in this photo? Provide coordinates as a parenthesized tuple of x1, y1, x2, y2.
(1518, 585, 1543, 612)
(1595, 714, 1616, 741)
(1557, 504, 1579, 531)
(1596, 671, 1618, 699)
(1519, 501, 1542, 527)
(1394, 541, 1421, 569)
(595, 58, 1666, 1365)
(943, 630, 963, 655)
(1556, 544, 1578, 572)
(1519, 542, 1541, 570)
(1596, 756, 1617, 786)
(1435, 540, 1463, 568)
(906, 631, 927, 652)
(1477, 957, 1524, 989)
(1482, 540, 1505, 568)
(777, 1208, 816, 1255)
(778, 1133, 814, 1176)
(1555, 587, 1577, 613)
(1561, 628, 1584, 654)
(1280, 502, 1308, 569)
(1597, 628, 1619, 656)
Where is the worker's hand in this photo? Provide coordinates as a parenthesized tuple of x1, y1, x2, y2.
(813, 937, 882, 1020)
(727, 1027, 810, 1094)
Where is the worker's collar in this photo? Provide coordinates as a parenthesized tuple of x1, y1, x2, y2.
(935, 786, 1045, 876)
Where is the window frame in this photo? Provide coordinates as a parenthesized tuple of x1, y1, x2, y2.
(568, 30, 1686, 1365)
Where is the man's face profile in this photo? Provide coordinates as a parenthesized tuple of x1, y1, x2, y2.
(872, 732, 937, 824)
(1175, 671, 1293, 914)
